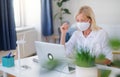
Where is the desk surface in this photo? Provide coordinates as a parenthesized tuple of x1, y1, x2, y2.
(0, 56, 120, 77)
(0, 56, 63, 77)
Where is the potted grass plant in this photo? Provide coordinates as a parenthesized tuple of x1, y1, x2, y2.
(95, 54, 106, 64)
(74, 47, 97, 77)
(96, 54, 112, 77)
(108, 38, 120, 68)
(112, 60, 120, 68)
(108, 38, 120, 51)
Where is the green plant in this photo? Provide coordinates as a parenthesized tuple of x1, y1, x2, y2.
(116, 74, 120, 77)
(109, 38, 120, 50)
(54, 0, 71, 25)
(100, 69, 111, 77)
(96, 54, 112, 77)
(74, 48, 96, 67)
(97, 54, 106, 60)
(95, 54, 106, 64)
(112, 60, 120, 68)
(42, 59, 61, 70)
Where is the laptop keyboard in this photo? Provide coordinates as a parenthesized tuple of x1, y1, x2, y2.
(32, 58, 75, 74)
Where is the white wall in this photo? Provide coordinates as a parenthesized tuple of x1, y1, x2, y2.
(52, 0, 120, 36)
(74, 0, 120, 25)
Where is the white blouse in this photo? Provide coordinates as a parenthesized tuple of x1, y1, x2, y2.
(65, 29, 113, 60)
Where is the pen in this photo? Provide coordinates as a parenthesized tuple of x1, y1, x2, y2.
(7, 52, 12, 58)
(12, 52, 16, 57)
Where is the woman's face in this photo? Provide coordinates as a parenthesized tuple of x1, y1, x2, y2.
(76, 13, 90, 23)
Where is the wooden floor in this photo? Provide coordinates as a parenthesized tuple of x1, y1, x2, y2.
(7, 74, 15, 77)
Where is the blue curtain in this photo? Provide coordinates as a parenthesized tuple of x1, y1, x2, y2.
(0, 0, 17, 51)
(41, 0, 54, 36)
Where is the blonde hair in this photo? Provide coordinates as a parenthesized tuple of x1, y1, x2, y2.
(76, 6, 101, 31)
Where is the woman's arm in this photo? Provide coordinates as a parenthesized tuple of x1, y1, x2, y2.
(95, 30, 113, 65)
(60, 33, 66, 45)
(101, 30, 113, 65)
(96, 58, 112, 65)
(60, 23, 69, 45)
(60, 23, 78, 56)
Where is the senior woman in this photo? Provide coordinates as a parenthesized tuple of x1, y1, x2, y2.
(60, 6, 113, 65)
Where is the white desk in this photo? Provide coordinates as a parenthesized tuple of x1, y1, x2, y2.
(60, 65, 120, 77)
(0, 56, 120, 77)
(0, 56, 65, 77)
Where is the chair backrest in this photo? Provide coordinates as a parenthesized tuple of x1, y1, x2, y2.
(65, 23, 77, 42)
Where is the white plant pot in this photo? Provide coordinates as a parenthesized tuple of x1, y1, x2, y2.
(76, 66, 98, 77)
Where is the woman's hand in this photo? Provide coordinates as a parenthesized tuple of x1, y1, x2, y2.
(60, 23, 69, 34)
(104, 59, 112, 65)
(96, 58, 112, 65)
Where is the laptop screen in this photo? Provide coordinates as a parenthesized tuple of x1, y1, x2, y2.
(35, 41, 66, 65)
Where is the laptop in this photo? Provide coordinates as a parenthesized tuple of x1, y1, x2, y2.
(34, 41, 75, 74)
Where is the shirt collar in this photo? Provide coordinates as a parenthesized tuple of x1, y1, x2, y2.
(80, 30, 95, 38)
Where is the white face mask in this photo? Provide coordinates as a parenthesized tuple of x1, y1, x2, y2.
(76, 22, 90, 31)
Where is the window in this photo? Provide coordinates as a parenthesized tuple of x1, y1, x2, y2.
(13, 0, 41, 27)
